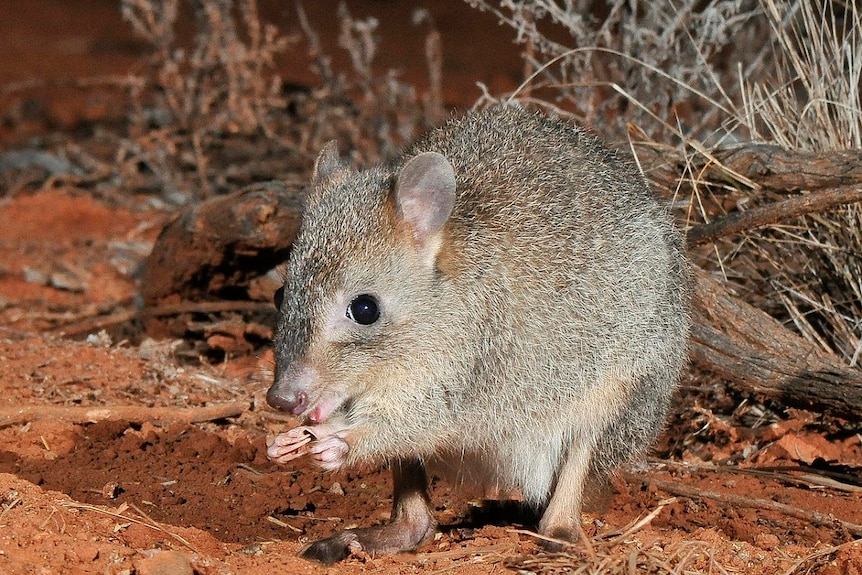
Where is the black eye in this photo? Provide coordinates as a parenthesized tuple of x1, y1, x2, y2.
(273, 286, 285, 310)
(346, 294, 380, 325)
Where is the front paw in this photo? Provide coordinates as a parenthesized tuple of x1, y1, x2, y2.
(309, 434, 349, 470)
(299, 530, 363, 565)
(266, 426, 315, 464)
(267, 422, 351, 469)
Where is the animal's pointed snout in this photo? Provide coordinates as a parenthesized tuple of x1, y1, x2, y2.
(267, 386, 308, 415)
(267, 365, 319, 415)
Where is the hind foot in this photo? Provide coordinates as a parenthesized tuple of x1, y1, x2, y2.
(299, 459, 435, 564)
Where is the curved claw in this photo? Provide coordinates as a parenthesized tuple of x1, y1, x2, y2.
(299, 530, 363, 565)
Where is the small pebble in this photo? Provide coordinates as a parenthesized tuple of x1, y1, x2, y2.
(134, 550, 193, 575)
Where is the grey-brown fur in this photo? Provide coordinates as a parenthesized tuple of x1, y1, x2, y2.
(267, 104, 691, 563)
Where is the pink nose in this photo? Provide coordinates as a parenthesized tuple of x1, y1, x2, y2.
(266, 387, 308, 415)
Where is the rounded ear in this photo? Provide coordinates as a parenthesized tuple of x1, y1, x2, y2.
(395, 152, 456, 242)
(312, 140, 344, 182)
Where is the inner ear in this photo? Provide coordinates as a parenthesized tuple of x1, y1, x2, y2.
(312, 140, 344, 183)
(394, 152, 456, 242)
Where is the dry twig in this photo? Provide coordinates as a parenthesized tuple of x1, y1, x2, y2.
(629, 473, 862, 537)
(0, 402, 248, 428)
(60, 500, 197, 551)
(687, 184, 862, 246)
(690, 266, 862, 419)
(51, 301, 271, 337)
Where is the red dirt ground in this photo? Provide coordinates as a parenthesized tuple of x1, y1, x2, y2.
(1, 2, 861, 574)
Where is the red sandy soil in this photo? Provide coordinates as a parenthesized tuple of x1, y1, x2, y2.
(1, 2, 861, 574)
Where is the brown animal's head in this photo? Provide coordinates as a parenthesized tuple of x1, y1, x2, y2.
(267, 143, 461, 429)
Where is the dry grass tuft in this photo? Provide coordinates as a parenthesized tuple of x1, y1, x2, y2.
(503, 498, 723, 574)
(508, 522, 725, 575)
(465, 0, 768, 143)
(507, 542, 721, 575)
(731, 0, 862, 365)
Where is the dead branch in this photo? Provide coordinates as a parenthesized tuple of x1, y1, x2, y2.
(0, 402, 248, 428)
(712, 144, 862, 192)
(640, 143, 862, 194)
(627, 472, 862, 537)
(650, 459, 862, 494)
(141, 180, 302, 307)
(690, 266, 862, 419)
(140, 180, 301, 338)
(52, 301, 271, 337)
(687, 183, 862, 246)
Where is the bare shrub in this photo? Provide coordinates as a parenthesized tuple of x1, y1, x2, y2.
(465, 0, 768, 142)
(120, 0, 291, 200)
(116, 0, 440, 201)
(290, 2, 444, 165)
